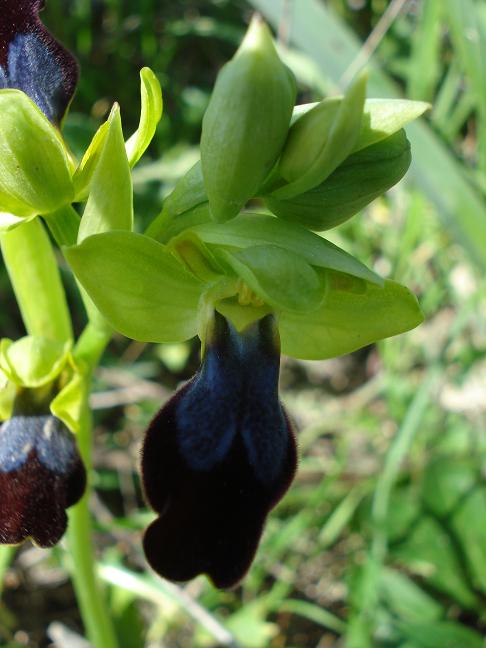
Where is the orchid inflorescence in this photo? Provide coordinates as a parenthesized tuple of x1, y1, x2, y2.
(0, 0, 426, 591)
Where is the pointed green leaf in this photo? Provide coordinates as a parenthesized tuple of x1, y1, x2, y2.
(422, 457, 477, 517)
(0, 90, 73, 217)
(189, 213, 383, 285)
(78, 104, 133, 242)
(398, 620, 484, 648)
(216, 245, 326, 312)
(450, 487, 486, 595)
(0, 336, 70, 387)
(380, 568, 443, 624)
(279, 276, 423, 359)
(125, 67, 163, 168)
(65, 232, 204, 343)
(392, 517, 478, 610)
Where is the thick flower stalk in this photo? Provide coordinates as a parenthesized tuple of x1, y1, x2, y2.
(142, 312, 296, 588)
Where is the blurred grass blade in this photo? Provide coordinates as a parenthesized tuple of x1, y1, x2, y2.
(445, 0, 486, 175)
(279, 600, 346, 635)
(99, 564, 242, 648)
(407, 0, 443, 101)
(249, 0, 486, 270)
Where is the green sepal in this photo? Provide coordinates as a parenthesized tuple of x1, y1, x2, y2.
(0, 336, 71, 387)
(186, 213, 383, 285)
(280, 97, 341, 182)
(214, 245, 326, 312)
(289, 97, 430, 153)
(266, 130, 411, 230)
(50, 364, 87, 435)
(125, 67, 163, 168)
(0, 90, 74, 217)
(201, 15, 296, 222)
(272, 71, 367, 201)
(146, 203, 212, 245)
(355, 98, 430, 152)
(73, 119, 110, 202)
(278, 275, 424, 360)
(65, 231, 205, 343)
(78, 104, 133, 241)
(0, 379, 16, 420)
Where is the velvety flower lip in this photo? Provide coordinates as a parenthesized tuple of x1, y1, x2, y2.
(0, 414, 86, 547)
(0, 0, 78, 122)
(141, 313, 297, 589)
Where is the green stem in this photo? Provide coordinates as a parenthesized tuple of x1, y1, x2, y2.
(0, 218, 72, 341)
(0, 546, 16, 599)
(43, 204, 81, 247)
(65, 323, 117, 648)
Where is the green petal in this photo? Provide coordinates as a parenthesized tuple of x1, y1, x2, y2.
(65, 231, 204, 343)
(279, 276, 423, 360)
(0, 336, 71, 387)
(0, 90, 73, 217)
(215, 245, 326, 312)
(78, 104, 133, 241)
(188, 213, 383, 285)
(125, 67, 163, 168)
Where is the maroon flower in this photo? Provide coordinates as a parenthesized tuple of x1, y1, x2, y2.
(0, 0, 78, 122)
(141, 313, 297, 589)
(0, 414, 86, 546)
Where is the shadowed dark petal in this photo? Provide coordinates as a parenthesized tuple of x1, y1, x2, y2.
(0, 0, 78, 122)
(142, 314, 297, 589)
(0, 415, 86, 547)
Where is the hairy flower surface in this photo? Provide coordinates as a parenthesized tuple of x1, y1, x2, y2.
(0, 414, 85, 546)
(0, 0, 78, 122)
(142, 313, 297, 588)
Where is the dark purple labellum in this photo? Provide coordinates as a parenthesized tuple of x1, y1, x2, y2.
(0, 0, 78, 122)
(0, 414, 86, 547)
(141, 313, 297, 589)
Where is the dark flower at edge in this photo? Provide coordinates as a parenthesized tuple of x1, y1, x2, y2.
(0, 0, 78, 123)
(0, 413, 86, 546)
(141, 312, 297, 589)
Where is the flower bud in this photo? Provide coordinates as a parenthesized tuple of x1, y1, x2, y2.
(272, 71, 367, 201)
(265, 129, 411, 231)
(0, 90, 74, 218)
(200, 14, 296, 222)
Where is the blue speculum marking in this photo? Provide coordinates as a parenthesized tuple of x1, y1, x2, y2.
(0, 0, 78, 123)
(2, 33, 64, 122)
(176, 314, 289, 485)
(0, 415, 78, 474)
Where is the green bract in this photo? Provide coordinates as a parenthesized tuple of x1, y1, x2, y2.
(200, 14, 296, 222)
(0, 90, 74, 223)
(78, 104, 133, 242)
(0, 336, 86, 432)
(265, 129, 412, 230)
(74, 66, 162, 201)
